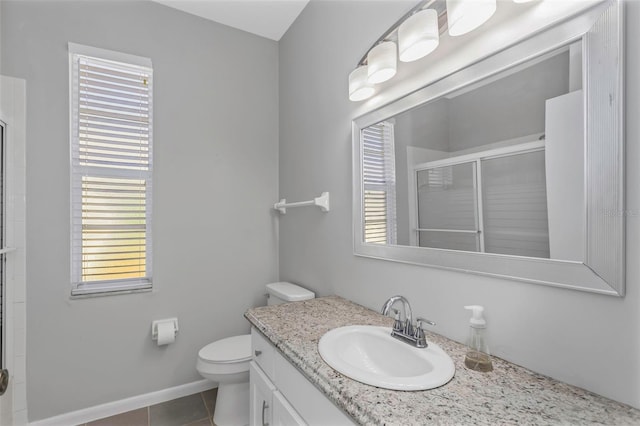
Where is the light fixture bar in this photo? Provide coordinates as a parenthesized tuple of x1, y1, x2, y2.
(355, 0, 446, 67)
(349, 0, 530, 101)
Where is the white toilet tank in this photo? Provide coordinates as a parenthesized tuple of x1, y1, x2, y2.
(266, 282, 315, 305)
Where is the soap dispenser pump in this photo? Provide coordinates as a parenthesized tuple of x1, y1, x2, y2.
(464, 305, 493, 372)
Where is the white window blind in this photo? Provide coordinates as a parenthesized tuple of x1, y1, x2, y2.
(70, 43, 153, 296)
(362, 121, 397, 244)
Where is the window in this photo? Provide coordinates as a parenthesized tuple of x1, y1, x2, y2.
(362, 121, 397, 244)
(69, 43, 153, 296)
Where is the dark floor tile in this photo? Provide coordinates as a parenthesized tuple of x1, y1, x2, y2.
(149, 393, 209, 426)
(201, 388, 217, 418)
(87, 407, 148, 426)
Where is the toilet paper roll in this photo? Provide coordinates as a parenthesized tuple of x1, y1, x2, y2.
(156, 322, 176, 346)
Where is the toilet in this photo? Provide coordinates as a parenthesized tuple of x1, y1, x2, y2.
(196, 282, 315, 426)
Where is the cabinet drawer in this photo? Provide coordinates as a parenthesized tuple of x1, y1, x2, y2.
(251, 328, 275, 379)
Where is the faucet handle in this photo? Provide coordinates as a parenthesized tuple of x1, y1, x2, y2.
(414, 317, 435, 348)
(416, 317, 436, 328)
(391, 309, 403, 332)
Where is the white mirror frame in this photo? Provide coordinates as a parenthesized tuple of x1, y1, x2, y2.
(353, 0, 625, 296)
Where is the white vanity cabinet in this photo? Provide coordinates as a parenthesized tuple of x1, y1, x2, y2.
(250, 327, 356, 426)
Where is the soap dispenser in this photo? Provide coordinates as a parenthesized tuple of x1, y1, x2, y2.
(464, 305, 493, 372)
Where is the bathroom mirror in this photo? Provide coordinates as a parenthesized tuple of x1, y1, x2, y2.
(353, 0, 625, 295)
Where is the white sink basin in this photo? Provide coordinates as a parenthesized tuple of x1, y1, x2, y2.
(318, 325, 455, 391)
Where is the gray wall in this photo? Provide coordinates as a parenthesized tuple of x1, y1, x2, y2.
(448, 52, 569, 151)
(1, 1, 279, 421)
(279, 0, 640, 409)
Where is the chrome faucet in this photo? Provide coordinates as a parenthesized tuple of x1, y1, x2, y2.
(381, 295, 414, 335)
(381, 296, 435, 348)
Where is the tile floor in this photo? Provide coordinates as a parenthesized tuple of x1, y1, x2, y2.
(79, 388, 218, 426)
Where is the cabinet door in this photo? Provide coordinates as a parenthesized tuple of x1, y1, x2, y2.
(250, 361, 276, 426)
(272, 391, 307, 426)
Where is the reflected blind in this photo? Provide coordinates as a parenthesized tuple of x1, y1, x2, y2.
(70, 45, 153, 295)
(362, 122, 396, 244)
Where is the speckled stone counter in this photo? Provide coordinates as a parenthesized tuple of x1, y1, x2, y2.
(245, 296, 640, 426)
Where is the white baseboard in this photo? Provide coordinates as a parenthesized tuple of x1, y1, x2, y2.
(28, 379, 216, 426)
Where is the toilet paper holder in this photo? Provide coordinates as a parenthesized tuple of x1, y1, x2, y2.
(151, 318, 179, 341)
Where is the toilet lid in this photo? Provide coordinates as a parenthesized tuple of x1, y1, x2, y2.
(199, 334, 251, 364)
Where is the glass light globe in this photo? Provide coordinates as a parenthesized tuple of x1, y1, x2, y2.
(447, 0, 497, 37)
(399, 9, 440, 62)
(367, 41, 397, 84)
(348, 66, 375, 102)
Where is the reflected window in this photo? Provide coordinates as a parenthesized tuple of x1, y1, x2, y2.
(362, 121, 397, 244)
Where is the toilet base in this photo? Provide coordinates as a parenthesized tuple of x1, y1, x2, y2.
(213, 381, 249, 426)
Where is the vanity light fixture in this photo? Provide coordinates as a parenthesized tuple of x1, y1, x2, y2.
(398, 9, 440, 62)
(348, 0, 524, 101)
(446, 0, 497, 36)
(367, 41, 398, 84)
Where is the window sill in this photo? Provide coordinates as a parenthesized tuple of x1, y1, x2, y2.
(71, 280, 152, 299)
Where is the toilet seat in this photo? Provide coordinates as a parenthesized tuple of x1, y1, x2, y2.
(198, 334, 251, 364)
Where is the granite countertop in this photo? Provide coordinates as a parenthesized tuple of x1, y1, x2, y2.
(245, 296, 640, 426)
